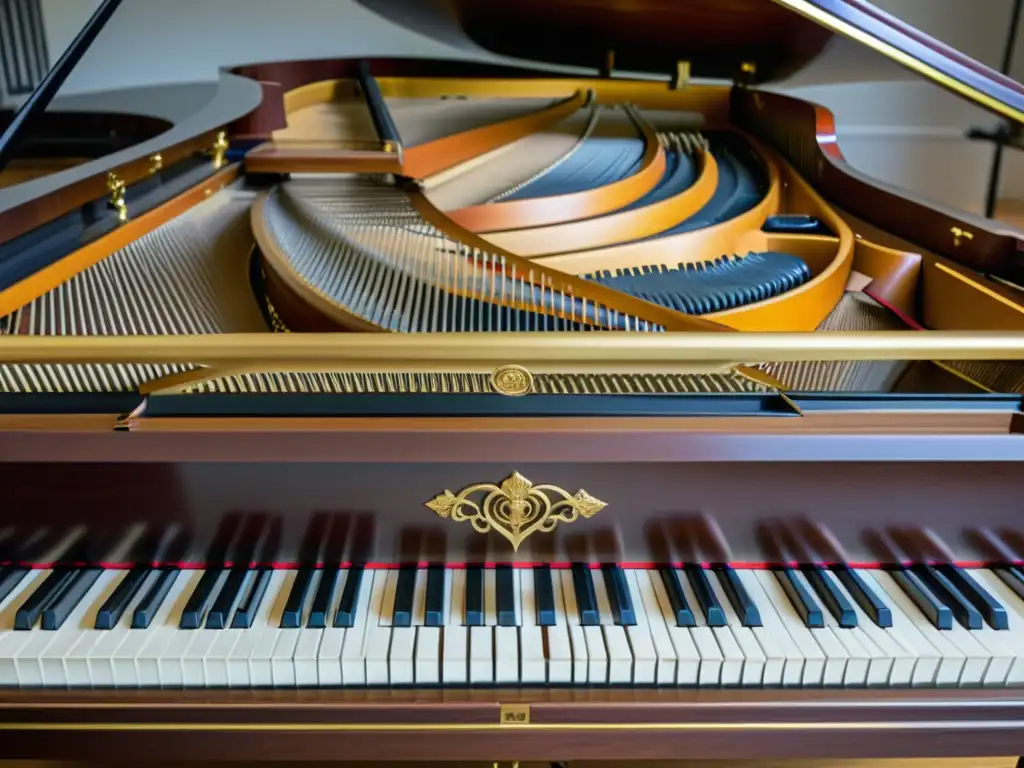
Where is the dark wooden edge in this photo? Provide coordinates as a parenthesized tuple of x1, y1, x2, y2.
(1, 689, 1022, 761)
(803, 0, 1024, 119)
(0, 128, 220, 247)
(731, 87, 1024, 282)
(0, 411, 1019, 462)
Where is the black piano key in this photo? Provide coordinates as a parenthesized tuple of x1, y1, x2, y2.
(392, 566, 417, 627)
(602, 565, 636, 626)
(179, 568, 224, 629)
(832, 565, 892, 628)
(938, 566, 1009, 630)
(570, 564, 600, 626)
(205, 567, 250, 629)
(0, 567, 29, 606)
(281, 566, 315, 629)
(231, 568, 271, 629)
(496, 565, 517, 627)
(534, 565, 556, 626)
(775, 568, 824, 628)
(714, 565, 761, 627)
(308, 567, 340, 629)
(915, 565, 982, 630)
(659, 567, 695, 627)
(424, 565, 445, 627)
(465, 565, 484, 626)
(132, 568, 179, 629)
(95, 566, 150, 630)
(802, 565, 857, 628)
(890, 568, 952, 630)
(15, 568, 76, 630)
(334, 566, 363, 628)
(994, 566, 1024, 602)
(42, 568, 102, 630)
(685, 564, 726, 627)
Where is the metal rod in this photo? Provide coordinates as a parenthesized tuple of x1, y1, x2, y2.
(0, 0, 123, 175)
(983, 0, 1022, 218)
(0, 332, 1020, 366)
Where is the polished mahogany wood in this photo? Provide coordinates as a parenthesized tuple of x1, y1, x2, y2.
(2, 689, 1024, 761)
(732, 88, 1024, 283)
(355, 0, 832, 83)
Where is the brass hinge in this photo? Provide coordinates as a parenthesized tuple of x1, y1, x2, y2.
(672, 60, 691, 90)
(212, 131, 229, 169)
(951, 226, 974, 247)
(736, 60, 757, 87)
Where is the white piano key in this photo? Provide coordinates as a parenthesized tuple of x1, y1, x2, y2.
(137, 569, 205, 688)
(677, 569, 725, 686)
(273, 573, 315, 688)
(647, 569, 700, 685)
(748, 570, 824, 686)
(814, 588, 870, 688)
(111, 571, 183, 688)
(411, 568, 428, 626)
(869, 570, 959, 686)
(363, 570, 393, 684)
(733, 570, 803, 686)
(81, 571, 149, 688)
(707, 570, 768, 686)
(0, 570, 51, 685)
(559, 570, 590, 683)
(316, 569, 350, 687)
(544, 569, 572, 684)
(619, 571, 657, 685)
(593, 568, 633, 683)
(340, 569, 376, 685)
(779, 569, 849, 687)
(970, 570, 1024, 684)
(519, 568, 546, 684)
(249, 570, 296, 687)
(494, 568, 519, 684)
(225, 570, 287, 688)
(827, 573, 901, 688)
(388, 624, 416, 684)
(204, 617, 243, 688)
(484, 568, 497, 626)
(292, 615, 324, 687)
(181, 622, 221, 688)
(941, 573, 1013, 687)
(378, 570, 397, 627)
(469, 625, 493, 684)
(442, 569, 467, 684)
(415, 626, 441, 684)
(629, 570, 677, 685)
(16, 571, 114, 687)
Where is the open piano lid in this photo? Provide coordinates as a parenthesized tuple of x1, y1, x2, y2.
(356, 0, 1024, 124)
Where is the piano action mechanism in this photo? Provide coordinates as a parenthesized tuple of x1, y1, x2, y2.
(0, 0, 1023, 762)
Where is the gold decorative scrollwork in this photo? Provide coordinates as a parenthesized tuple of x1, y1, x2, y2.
(425, 471, 606, 551)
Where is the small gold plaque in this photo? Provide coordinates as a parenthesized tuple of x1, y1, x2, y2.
(499, 704, 531, 726)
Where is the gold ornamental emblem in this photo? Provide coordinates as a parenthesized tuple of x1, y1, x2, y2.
(490, 365, 533, 396)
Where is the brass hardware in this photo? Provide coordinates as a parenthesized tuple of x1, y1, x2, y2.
(106, 172, 128, 222)
(602, 49, 615, 78)
(490, 364, 533, 396)
(425, 471, 606, 552)
(671, 60, 691, 90)
(737, 61, 757, 86)
(951, 226, 975, 247)
(149, 153, 163, 173)
(499, 704, 531, 726)
(212, 131, 229, 169)
(492, 763, 520, 768)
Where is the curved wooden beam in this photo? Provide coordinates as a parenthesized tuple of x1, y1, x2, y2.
(480, 142, 719, 258)
(400, 91, 588, 180)
(446, 105, 666, 232)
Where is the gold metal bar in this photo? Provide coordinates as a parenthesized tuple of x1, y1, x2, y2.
(0, 332, 1021, 366)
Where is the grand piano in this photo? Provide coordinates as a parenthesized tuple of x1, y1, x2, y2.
(0, 0, 1023, 763)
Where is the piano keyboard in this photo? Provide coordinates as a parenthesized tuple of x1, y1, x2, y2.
(2, 558, 1024, 688)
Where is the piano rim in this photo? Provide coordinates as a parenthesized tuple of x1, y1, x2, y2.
(2, 688, 1024, 761)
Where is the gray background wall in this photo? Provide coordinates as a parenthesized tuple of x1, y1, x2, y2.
(23, 0, 1024, 215)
